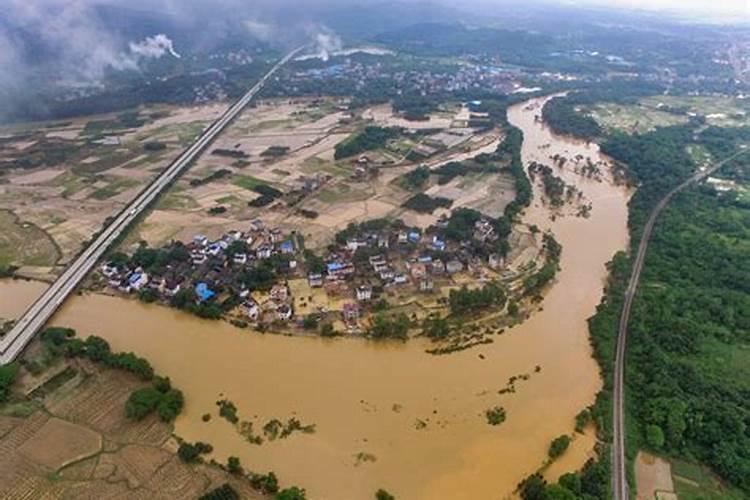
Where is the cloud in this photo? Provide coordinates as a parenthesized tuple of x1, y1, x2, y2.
(129, 34, 181, 59)
(311, 30, 343, 62)
(244, 19, 276, 43)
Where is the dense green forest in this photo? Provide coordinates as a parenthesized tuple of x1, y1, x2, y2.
(541, 96, 602, 140)
(628, 187, 750, 491)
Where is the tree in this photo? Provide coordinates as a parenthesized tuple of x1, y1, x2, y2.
(276, 487, 307, 500)
(125, 387, 162, 420)
(250, 472, 280, 493)
(227, 456, 243, 475)
(645, 424, 665, 449)
(320, 323, 336, 337)
(519, 473, 548, 500)
(558, 473, 581, 495)
(545, 484, 577, 500)
(157, 389, 184, 422)
(0, 363, 19, 403)
(178, 441, 213, 463)
(422, 317, 451, 339)
(199, 484, 239, 500)
(548, 435, 571, 459)
(368, 313, 410, 340)
(375, 489, 395, 500)
(302, 315, 319, 330)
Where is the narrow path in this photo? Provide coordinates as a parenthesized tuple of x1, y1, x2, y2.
(612, 147, 747, 500)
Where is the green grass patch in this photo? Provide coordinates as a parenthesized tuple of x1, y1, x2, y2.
(232, 175, 267, 190)
(671, 459, 747, 500)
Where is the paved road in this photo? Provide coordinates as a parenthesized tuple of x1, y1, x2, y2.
(611, 147, 747, 500)
(0, 47, 304, 364)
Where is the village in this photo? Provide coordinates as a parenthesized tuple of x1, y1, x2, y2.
(97, 205, 542, 337)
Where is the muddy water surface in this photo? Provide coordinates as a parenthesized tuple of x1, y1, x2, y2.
(0, 96, 629, 499)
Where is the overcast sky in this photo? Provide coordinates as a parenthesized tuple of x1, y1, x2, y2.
(566, 0, 748, 18)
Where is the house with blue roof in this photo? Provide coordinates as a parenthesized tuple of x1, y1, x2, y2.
(195, 282, 216, 302)
(280, 240, 295, 254)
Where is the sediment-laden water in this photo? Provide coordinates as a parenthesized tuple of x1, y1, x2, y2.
(0, 96, 629, 499)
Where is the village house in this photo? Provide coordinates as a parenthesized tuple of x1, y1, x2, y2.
(432, 236, 447, 251)
(122, 271, 149, 293)
(308, 273, 324, 288)
(343, 303, 360, 322)
(409, 262, 427, 279)
(327, 261, 354, 277)
(269, 228, 284, 243)
(233, 253, 248, 265)
(393, 273, 408, 285)
(446, 260, 464, 274)
(419, 277, 434, 292)
(101, 262, 123, 278)
(377, 234, 390, 248)
(270, 284, 289, 302)
(195, 282, 216, 302)
(474, 219, 496, 242)
(277, 304, 293, 321)
(346, 237, 367, 251)
(280, 240, 295, 254)
(379, 268, 395, 280)
(356, 285, 373, 301)
(431, 259, 446, 275)
(242, 299, 260, 320)
(193, 234, 209, 247)
(164, 278, 183, 296)
(256, 245, 273, 259)
(488, 253, 504, 270)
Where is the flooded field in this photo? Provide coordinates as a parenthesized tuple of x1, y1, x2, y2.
(0, 96, 630, 499)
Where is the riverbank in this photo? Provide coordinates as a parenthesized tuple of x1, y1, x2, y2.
(0, 95, 631, 499)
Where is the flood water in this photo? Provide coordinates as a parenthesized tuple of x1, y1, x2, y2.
(0, 96, 630, 499)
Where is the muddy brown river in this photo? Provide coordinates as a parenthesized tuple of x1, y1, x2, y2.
(0, 96, 629, 499)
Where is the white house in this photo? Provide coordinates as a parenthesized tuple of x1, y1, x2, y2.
(356, 285, 373, 301)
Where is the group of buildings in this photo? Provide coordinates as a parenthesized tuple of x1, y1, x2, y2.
(100, 213, 508, 331)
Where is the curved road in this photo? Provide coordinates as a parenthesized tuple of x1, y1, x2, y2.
(612, 147, 747, 500)
(0, 47, 304, 364)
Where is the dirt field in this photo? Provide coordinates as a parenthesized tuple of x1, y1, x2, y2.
(0, 209, 60, 270)
(635, 452, 676, 500)
(585, 102, 688, 134)
(0, 354, 266, 500)
(641, 95, 750, 128)
(127, 98, 510, 252)
(0, 103, 226, 276)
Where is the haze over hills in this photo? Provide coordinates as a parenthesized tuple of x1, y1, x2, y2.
(0, 2, 748, 500)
